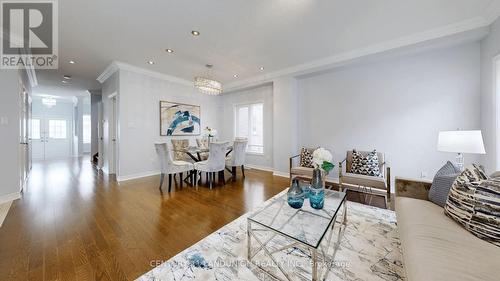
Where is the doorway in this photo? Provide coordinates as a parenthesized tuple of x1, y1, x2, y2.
(108, 95, 117, 174)
(31, 116, 72, 160)
(31, 96, 74, 160)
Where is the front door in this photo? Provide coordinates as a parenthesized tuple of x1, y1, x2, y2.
(45, 118, 71, 159)
(32, 116, 71, 160)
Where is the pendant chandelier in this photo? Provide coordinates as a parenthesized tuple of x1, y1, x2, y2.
(194, 64, 223, 95)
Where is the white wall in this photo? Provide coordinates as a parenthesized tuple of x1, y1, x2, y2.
(297, 43, 482, 182)
(71, 95, 92, 156)
(219, 84, 274, 169)
(480, 17, 500, 173)
(89, 91, 102, 158)
(272, 77, 300, 175)
(117, 69, 221, 180)
(81, 96, 91, 154)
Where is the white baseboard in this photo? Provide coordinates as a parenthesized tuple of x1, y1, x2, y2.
(272, 171, 290, 178)
(241, 166, 291, 179)
(115, 167, 335, 182)
(117, 170, 160, 182)
(0, 192, 21, 205)
(245, 164, 275, 173)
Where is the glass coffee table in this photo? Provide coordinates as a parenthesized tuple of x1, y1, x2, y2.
(247, 189, 347, 281)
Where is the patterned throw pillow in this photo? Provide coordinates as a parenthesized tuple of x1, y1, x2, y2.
(299, 148, 314, 168)
(428, 161, 461, 207)
(350, 150, 381, 177)
(444, 165, 500, 246)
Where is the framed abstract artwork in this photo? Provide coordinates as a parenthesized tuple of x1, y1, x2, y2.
(159, 101, 201, 136)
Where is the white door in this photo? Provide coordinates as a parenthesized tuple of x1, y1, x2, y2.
(45, 118, 71, 159)
(109, 97, 117, 174)
(31, 116, 71, 160)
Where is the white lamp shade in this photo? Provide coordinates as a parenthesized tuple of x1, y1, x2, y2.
(437, 130, 486, 154)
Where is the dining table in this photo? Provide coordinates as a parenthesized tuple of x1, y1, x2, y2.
(173, 146, 233, 162)
(172, 146, 234, 185)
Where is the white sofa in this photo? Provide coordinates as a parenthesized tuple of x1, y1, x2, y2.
(395, 177, 500, 281)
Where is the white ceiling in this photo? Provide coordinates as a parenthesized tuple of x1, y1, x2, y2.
(38, 0, 500, 92)
(33, 70, 99, 98)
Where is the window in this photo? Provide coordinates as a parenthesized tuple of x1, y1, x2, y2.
(83, 115, 91, 144)
(235, 103, 264, 154)
(31, 119, 41, 140)
(48, 119, 67, 139)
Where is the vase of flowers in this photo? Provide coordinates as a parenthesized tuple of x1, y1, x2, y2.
(203, 127, 217, 143)
(309, 148, 335, 209)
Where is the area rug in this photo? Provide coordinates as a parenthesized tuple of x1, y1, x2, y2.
(137, 191, 405, 281)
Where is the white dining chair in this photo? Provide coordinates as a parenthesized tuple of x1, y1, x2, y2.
(226, 139, 248, 181)
(193, 141, 230, 189)
(155, 142, 194, 192)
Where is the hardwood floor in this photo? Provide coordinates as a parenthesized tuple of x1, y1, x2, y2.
(0, 157, 386, 281)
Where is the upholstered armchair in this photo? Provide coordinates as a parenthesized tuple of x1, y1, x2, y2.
(289, 147, 326, 186)
(338, 150, 391, 204)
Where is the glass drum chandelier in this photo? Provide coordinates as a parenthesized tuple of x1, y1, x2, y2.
(194, 64, 223, 95)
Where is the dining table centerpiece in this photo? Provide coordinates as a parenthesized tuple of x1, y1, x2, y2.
(203, 127, 217, 143)
(310, 147, 335, 209)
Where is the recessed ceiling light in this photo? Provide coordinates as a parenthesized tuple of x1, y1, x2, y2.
(259, 66, 265, 71)
(166, 49, 174, 53)
(69, 60, 75, 64)
(147, 60, 155, 65)
(63, 75, 71, 80)
(191, 30, 200, 36)
(61, 80, 69, 84)
(233, 74, 239, 78)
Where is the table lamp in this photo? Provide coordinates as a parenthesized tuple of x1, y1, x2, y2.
(437, 130, 486, 171)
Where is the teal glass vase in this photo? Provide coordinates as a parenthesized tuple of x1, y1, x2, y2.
(300, 181, 311, 199)
(309, 168, 324, 209)
(287, 179, 305, 209)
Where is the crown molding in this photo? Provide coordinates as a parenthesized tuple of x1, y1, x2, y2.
(96, 61, 119, 83)
(225, 16, 490, 92)
(96, 61, 193, 86)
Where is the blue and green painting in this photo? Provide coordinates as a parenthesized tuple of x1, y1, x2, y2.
(160, 101, 201, 136)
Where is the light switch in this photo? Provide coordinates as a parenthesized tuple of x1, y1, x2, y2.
(0, 116, 8, 125)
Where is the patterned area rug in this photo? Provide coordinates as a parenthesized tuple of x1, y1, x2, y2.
(137, 191, 405, 281)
